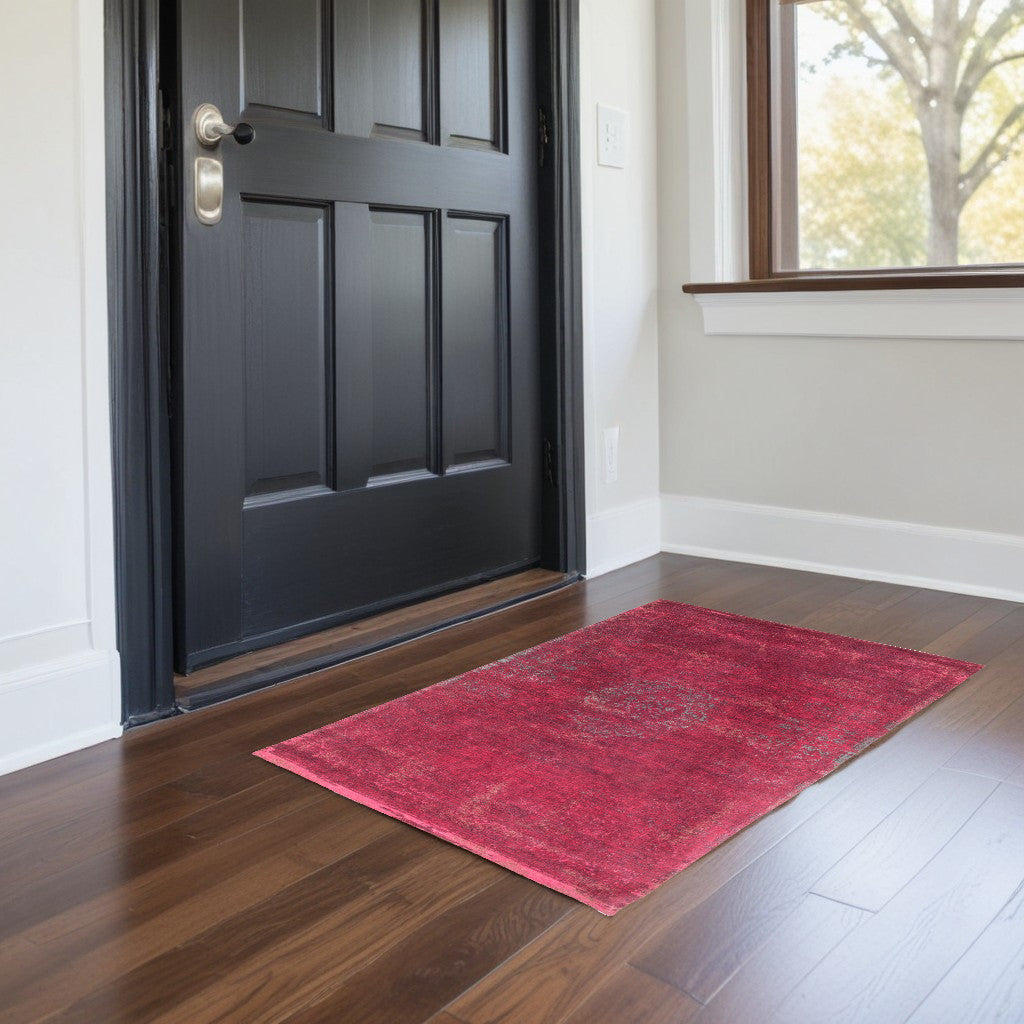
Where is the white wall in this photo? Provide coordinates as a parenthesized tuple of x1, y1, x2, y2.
(580, 0, 662, 576)
(657, 0, 1024, 601)
(0, 0, 121, 773)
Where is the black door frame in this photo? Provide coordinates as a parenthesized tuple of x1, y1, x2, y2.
(106, 0, 585, 724)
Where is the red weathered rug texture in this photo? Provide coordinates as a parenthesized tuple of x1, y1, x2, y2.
(255, 600, 982, 914)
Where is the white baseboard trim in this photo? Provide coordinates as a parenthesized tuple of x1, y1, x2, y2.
(661, 494, 1024, 604)
(587, 498, 663, 578)
(0, 722, 123, 778)
(0, 648, 122, 776)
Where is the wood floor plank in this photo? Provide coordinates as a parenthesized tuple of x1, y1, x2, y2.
(0, 773, 332, 943)
(630, 726, 980, 1002)
(963, 961, 1024, 1024)
(0, 775, 218, 891)
(0, 740, 123, 818)
(687, 894, 869, 1023)
(768, 783, 1024, 1024)
(820, 578, 922, 610)
(866, 590, 988, 651)
(668, 562, 795, 616)
(144, 860, 505, 1024)
(24, 797, 385, 945)
(277, 876, 573, 1024)
(922, 599, 1021, 657)
(0, 749, 285, 893)
(49, 834, 497, 1024)
(914, 654, 1024, 743)
(940, 603, 1024, 667)
(0, 703, 337, 846)
(907, 878, 1024, 1024)
(2, 805, 400, 1022)
(810, 768, 999, 911)
(943, 693, 1024, 782)
(708, 571, 859, 621)
(743, 572, 877, 625)
(779, 582, 921, 639)
(560, 964, 700, 1024)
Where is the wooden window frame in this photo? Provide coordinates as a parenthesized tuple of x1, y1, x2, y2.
(685, 0, 1024, 294)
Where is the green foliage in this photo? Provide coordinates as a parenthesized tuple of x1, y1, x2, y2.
(961, 150, 1024, 264)
(798, 80, 928, 268)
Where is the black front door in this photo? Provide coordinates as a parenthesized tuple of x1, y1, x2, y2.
(173, 0, 541, 670)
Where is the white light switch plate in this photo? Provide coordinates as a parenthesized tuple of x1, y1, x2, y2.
(597, 104, 628, 168)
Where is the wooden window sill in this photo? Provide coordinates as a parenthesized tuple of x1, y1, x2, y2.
(683, 272, 1024, 294)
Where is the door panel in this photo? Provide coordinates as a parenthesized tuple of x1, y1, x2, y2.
(242, 201, 333, 500)
(176, 0, 540, 669)
(240, 0, 329, 124)
(367, 208, 435, 481)
(443, 214, 509, 469)
(335, 0, 430, 142)
(440, 0, 504, 149)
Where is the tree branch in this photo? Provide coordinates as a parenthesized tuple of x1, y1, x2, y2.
(880, 0, 926, 54)
(956, 1, 1024, 111)
(959, 101, 1024, 201)
(958, 0, 988, 48)
(976, 50, 1024, 80)
(841, 0, 925, 103)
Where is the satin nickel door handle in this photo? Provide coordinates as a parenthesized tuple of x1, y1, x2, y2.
(193, 103, 255, 147)
(192, 103, 255, 225)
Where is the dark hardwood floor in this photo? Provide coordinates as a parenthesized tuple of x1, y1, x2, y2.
(2, 553, 1023, 1023)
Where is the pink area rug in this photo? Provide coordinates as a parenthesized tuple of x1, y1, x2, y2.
(255, 600, 982, 914)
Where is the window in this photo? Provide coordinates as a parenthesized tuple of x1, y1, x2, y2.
(749, 0, 1024, 278)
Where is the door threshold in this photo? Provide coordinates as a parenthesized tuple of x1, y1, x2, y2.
(173, 568, 578, 711)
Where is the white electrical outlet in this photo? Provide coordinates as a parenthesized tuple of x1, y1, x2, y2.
(603, 426, 620, 483)
(597, 104, 628, 168)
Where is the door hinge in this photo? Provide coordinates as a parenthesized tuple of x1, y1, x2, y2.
(538, 107, 550, 168)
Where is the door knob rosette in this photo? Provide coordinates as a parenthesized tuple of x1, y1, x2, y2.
(193, 103, 255, 147)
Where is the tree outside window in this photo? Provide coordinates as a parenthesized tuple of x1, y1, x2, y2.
(780, 0, 1024, 270)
